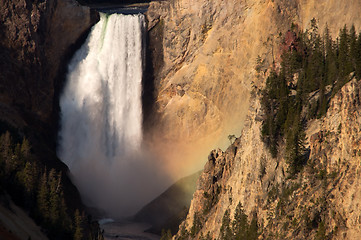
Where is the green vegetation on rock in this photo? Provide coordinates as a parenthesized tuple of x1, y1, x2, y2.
(0, 131, 102, 240)
(261, 20, 361, 174)
(219, 203, 260, 240)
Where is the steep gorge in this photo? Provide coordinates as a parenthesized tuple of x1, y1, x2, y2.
(2, 0, 361, 239)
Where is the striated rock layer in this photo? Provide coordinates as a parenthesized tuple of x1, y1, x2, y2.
(144, 0, 361, 179)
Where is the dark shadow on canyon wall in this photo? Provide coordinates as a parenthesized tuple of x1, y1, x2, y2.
(142, 16, 164, 131)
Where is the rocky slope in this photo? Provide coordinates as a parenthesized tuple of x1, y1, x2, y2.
(144, 0, 361, 180)
(143, 0, 361, 238)
(135, 171, 201, 234)
(177, 76, 361, 239)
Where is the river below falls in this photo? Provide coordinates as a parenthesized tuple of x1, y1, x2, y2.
(100, 219, 160, 240)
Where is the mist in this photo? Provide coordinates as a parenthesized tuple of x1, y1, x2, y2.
(58, 13, 170, 218)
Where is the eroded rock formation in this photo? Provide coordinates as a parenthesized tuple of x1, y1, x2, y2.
(144, 0, 361, 179)
(177, 77, 361, 239)
(143, 0, 361, 238)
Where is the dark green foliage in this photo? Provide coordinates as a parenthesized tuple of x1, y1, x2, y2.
(0, 131, 101, 240)
(314, 221, 327, 240)
(285, 113, 306, 175)
(261, 21, 361, 173)
(219, 210, 232, 239)
(74, 209, 84, 240)
(356, 32, 361, 79)
(219, 203, 260, 240)
(232, 203, 248, 239)
(247, 212, 259, 240)
(38, 172, 50, 220)
(190, 212, 203, 237)
(261, 71, 289, 157)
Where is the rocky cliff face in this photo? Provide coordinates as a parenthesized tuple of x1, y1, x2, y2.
(177, 77, 361, 239)
(0, 0, 97, 127)
(145, 0, 361, 179)
(145, 0, 292, 178)
(143, 0, 361, 238)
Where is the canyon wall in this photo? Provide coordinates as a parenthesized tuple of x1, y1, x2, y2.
(144, 0, 361, 238)
(0, 0, 97, 127)
(145, 0, 295, 178)
(0, 0, 100, 238)
(177, 76, 361, 239)
(145, 0, 361, 179)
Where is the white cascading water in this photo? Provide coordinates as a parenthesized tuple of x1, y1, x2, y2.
(58, 13, 167, 217)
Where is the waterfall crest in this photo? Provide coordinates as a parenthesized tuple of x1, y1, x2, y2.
(58, 13, 164, 217)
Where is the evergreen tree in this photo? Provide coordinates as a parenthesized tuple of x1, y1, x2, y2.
(349, 25, 357, 68)
(190, 212, 203, 237)
(232, 203, 249, 240)
(37, 171, 50, 220)
(57, 181, 71, 230)
(20, 137, 31, 160)
(324, 25, 337, 85)
(74, 209, 84, 240)
(219, 210, 232, 240)
(356, 32, 361, 79)
(338, 25, 352, 85)
(17, 161, 37, 195)
(246, 212, 259, 240)
(285, 112, 306, 175)
(0, 132, 14, 174)
(48, 169, 60, 225)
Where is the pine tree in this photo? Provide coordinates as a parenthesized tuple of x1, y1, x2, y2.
(219, 210, 232, 240)
(324, 25, 337, 85)
(190, 212, 203, 237)
(58, 183, 71, 230)
(74, 209, 83, 240)
(18, 161, 37, 195)
(48, 169, 60, 225)
(20, 137, 31, 160)
(285, 112, 306, 175)
(338, 25, 352, 84)
(355, 32, 361, 79)
(37, 171, 50, 220)
(349, 25, 357, 68)
(232, 203, 249, 240)
(246, 212, 259, 240)
(0, 132, 14, 174)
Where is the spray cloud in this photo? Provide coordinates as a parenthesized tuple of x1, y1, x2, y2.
(58, 13, 169, 217)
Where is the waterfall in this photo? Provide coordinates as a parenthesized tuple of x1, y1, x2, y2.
(58, 13, 166, 217)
